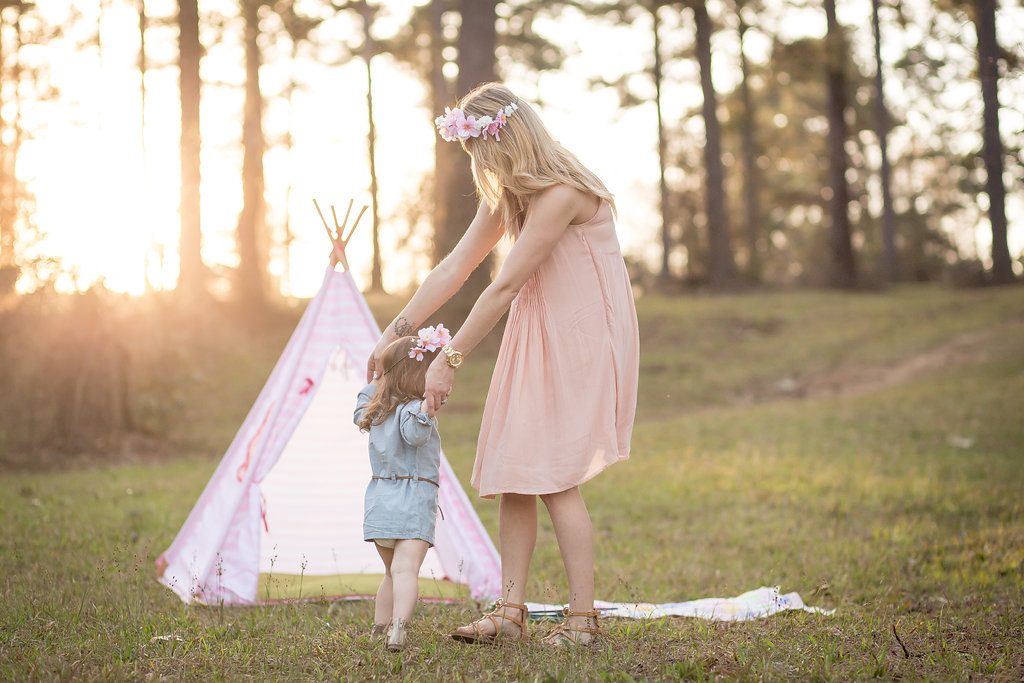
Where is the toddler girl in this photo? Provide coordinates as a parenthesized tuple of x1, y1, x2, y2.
(353, 325, 449, 652)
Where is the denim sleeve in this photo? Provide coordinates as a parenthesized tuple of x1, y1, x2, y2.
(399, 399, 436, 447)
(353, 382, 378, 427)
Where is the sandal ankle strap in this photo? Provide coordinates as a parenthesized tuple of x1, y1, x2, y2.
(559, 606, 601, 636)
(486, 598, 528, 630)
(493, 597, 528, 613)
(465, 597, 529, 640)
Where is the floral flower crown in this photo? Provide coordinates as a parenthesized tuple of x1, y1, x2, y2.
(435, 101, 520, 142)
(380, 324, 451, 377)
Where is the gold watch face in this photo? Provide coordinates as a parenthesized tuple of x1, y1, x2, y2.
(448, 351, 464, 367)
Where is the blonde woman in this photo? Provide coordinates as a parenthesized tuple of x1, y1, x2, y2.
(366, 82, 639, 647)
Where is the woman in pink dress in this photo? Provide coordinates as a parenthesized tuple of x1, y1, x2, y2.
(366, 82, 639, 647)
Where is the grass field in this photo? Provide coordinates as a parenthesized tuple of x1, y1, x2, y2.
(2, 284, 1023, 680)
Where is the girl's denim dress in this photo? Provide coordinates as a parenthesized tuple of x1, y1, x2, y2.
(354, 382, 441, 547)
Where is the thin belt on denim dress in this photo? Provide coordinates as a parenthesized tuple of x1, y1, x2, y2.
(371, 474, 440, 488)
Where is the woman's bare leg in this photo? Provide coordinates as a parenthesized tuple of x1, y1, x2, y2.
(540, 486, 596, 635)
(390, 539, 430, 625)
(453, 492, 537, 637)
(373, 543, 394, 628)
(498, 492, 538, 607)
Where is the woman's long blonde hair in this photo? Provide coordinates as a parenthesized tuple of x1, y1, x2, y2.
(454, 82, 616, 235)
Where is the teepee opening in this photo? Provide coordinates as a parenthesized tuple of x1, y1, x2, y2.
(255, 345, 454, 601)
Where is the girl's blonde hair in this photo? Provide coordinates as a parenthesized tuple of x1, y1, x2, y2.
(357, 336, 438, 432)
(454, 82, 617, 235)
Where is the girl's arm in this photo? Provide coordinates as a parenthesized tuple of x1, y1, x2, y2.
(422, 184, 581, 414)
(366, 201, 504, 381)
(399, 400, 436, 448)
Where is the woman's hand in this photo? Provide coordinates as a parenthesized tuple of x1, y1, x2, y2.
(366, 334, 394, 382)
(423, 355, 455, 417)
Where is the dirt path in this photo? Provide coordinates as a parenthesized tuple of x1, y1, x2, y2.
(762, 320, 1021, 402)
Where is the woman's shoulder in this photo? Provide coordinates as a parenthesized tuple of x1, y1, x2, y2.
(530, 184, 604, 225)
(534, 183, 583, 207)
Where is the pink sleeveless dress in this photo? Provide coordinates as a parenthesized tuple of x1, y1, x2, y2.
(471, 197, 640, 499)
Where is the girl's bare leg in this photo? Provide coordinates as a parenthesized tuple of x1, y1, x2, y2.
(540, 486, 596, 635)
(453, 492, 537, 637)
(390, 539, 430, 625)
(373, 542, 394, 628)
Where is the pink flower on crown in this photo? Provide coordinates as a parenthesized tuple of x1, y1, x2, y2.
(434, 323, 452, 347)
(434, 106, 463, 142)
(417, 326, 437, 352)
(491, 110, 509, 140)
(408, 347, 425, 361)
(456, 113, 480, 139)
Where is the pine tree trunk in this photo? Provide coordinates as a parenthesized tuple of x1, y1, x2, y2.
(360, 4, 384, 294)
(282, 39, 298, 296)
(177, 0, 203, 294)
(0, 13, 12, 289)
(824, 0, 857, 288)
(974, 0, 1012, 284)
(139, 0, 151, 292)
(237, 0, 268, 306)
(652, 5, 672, 285)
(428, 0, 452, 279)
(871, 0, 897, 283)
(693, 0, 737, 288)
(0, 7, 22, 294)
(737, 4, 762, 283)
(434, 0, 497, 316)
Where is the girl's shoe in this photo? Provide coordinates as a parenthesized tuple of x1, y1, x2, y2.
(539, 607, 601, 647)
(370, 621, 390, 640)
(386, 618, 408, 652)
(450, 597, 529, 644)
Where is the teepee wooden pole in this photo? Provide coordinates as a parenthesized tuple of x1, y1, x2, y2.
(345, 205, 368, 244)
(313, 199, 335, 241)
(313, 199, 345, 269)
(313, 197, 368, 272)
(339, 199, 354, 238)
(330, 204, 341, 236)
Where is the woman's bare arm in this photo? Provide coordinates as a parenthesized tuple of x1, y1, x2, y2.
(447, 185, 578, 354)
(368, 201, 504, 380)
(421, 184, 581, 414)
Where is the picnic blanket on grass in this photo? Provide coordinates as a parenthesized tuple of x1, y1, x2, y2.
(525, 586, 835, 622)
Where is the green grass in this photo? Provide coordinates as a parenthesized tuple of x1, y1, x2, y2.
(258, 573, 466, 602)
(2, 284, 1023, 680)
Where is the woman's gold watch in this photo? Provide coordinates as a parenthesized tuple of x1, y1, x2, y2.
(441, 344, 464, 368)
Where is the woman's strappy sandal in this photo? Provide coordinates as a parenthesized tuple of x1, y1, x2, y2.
(540, 606, 601, 647)
(369, 621, 390, 640)
(450, 597, 529, 644)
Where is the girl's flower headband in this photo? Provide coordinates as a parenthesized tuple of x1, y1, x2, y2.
(435, 101, 520, 142)
(409, 324, 451, 361)
(380, 324, 451, 377)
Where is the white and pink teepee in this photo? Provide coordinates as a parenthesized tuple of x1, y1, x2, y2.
(157, 204, 501, 605)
